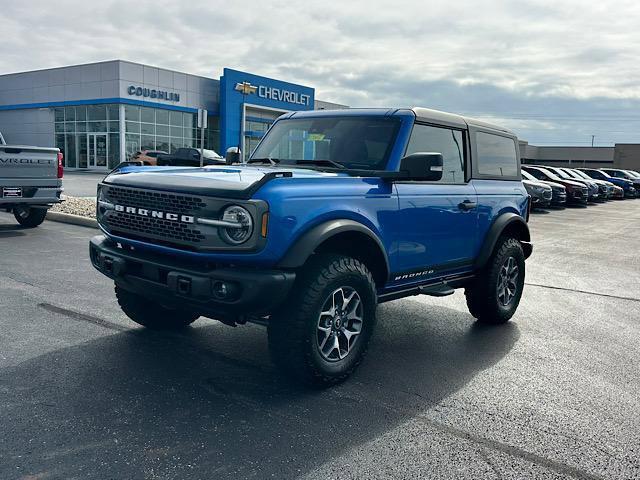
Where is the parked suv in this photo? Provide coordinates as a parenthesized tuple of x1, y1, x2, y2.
(542, 166, 600, 202)
(578, 168, 636, 198)
(520, 170, 552, 208)
(601, 168, 640, 196)
(522, 165, 588, 205)
(559, 167, 613, 200)
(90, 108, 532, 385)
(522, 169, 566, 206)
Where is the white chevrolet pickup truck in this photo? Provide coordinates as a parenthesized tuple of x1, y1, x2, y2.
(0, 131, 63, 227)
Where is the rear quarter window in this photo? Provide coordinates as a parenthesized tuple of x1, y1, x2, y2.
(476, 132, 519, 178)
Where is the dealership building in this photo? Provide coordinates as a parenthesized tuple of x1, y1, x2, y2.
(0, 60, 344, 170)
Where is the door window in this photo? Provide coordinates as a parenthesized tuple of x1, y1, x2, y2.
(476, 132, 518, 178)
(405, 124, 465, 183)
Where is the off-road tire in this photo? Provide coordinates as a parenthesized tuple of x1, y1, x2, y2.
(465, 237, 525, 324)
(115, 285, 199, 330)
(13, 207, 47, 228)
(268, 254, 377, 386)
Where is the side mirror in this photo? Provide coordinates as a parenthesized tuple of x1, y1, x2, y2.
(399, 152, 443, 181)
(225, 146, 241, 165)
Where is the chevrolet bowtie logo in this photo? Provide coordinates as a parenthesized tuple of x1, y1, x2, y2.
(235, 81, 257, 95)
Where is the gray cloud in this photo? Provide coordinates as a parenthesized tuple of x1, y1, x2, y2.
(1, 0, 640, 145)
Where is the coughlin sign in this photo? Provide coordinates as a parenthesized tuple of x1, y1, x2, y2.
(127, 86, 180, 102)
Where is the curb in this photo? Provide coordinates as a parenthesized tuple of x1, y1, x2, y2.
(46, 211, 98, 229)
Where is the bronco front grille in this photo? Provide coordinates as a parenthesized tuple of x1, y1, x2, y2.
(105, 186, 207, 214)
(106, 211, 206, 245)
(100, 185, 209, 249)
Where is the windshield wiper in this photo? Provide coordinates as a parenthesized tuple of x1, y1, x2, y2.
(295, 159, 346, 169)
(248, 157, 280, 166)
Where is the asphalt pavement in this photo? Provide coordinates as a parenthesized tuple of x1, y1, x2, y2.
(61, 171, 106, 197)
(1, 200, 639, 480)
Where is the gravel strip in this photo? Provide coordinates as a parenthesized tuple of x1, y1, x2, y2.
(50, 196, 97, 219)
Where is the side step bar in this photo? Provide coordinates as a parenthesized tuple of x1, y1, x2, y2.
(378, 274, 474, 303)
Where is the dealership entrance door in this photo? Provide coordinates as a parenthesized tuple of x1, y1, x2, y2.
(88, 134, 108, 169)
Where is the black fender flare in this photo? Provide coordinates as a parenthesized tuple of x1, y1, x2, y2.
(474, 213, 532, 270)
(277, 219, 390, 276)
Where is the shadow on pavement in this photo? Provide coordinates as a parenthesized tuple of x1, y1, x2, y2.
(0, 223, 26, 238)
(1, 300, 519, 479)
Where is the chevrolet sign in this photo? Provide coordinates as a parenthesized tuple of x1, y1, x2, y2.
(234, 81, 311, 106)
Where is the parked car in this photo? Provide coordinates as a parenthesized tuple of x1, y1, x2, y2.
(90, 107, 533, 385)
(130, 150, 168, 166)
(0, 130, 63, 227)
(577, 168, 636, 198)
(601, 168, 640, 196)
(522, 165, 588, 205)
(522, 169, 566, 206)
(611, 185, 625, 199)
(520, 170, 552, 208)
(156, 148, 225, 167)
(541, 166, 600, 202)
(559, 167, 613, 200)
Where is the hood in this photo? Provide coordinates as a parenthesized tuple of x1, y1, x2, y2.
(523, 179, 550, 190)
(103, 164, 345, 199)
(542, 180, 565, 189)
(557, 179, 587, 188)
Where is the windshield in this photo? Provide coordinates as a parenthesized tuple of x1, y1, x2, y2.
(251, 116, 401, 170)
(551, 168, 573, 180)
(562, 169, 584, 180)
(572, 169, 591, 180)
(625, 170, 640, 178)
(521, 170, 536, 181)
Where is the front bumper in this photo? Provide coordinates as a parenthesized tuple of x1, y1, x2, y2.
(90, 235, 296, 319)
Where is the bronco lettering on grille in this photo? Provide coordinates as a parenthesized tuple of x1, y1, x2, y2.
(114, 204, 195, 224)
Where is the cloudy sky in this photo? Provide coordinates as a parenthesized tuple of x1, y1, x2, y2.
(3, 0, 640, 145)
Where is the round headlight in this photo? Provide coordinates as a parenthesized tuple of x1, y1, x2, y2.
(220, 205, 253, 245)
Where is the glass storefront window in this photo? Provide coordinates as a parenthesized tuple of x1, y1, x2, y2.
(76, 122, 87, 133)
(107, 105, 119, 121)
(88, 105, 106, 121)
(156, 109, 169, 125)
(55, 123, 64, 134)
(170, 111, 183, 126)
(108, 121, 119, 132)
(170, 138, 183, 152)
(156, 137, 170, 152)
(141, 123, 155, 135)
(141, 107, 155, 123)
(170, 126, 183, 138)
(65, 106, 76, 122)
(89, 121, 107, 132)
(140, 135, 155, 151)
(125, 105, 140, 122)
(125, 121, 140, 133)
(125, 134, 140, 159)
(183, 113, 194, 129)
(54, 108, 65, 122)
(156, 125, 170, 136)
(76, 106, 87, 121)
(65, 122, 76, 133)
(108, 134, 120, 169)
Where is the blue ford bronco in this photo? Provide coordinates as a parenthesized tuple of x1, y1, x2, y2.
(90, 107, 532, 385)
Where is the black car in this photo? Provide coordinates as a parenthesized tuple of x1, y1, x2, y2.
(560, 167, 613, 200)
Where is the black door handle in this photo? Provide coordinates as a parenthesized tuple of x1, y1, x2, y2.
(458, 200, 477, 210)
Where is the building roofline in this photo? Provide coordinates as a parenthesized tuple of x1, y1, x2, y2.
(0, 59, 218, 82)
